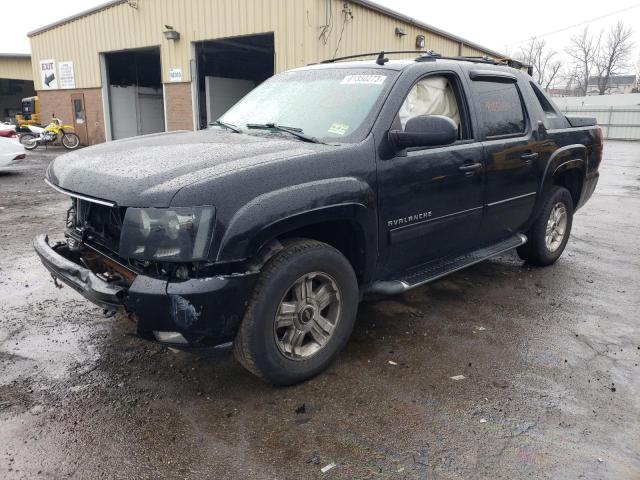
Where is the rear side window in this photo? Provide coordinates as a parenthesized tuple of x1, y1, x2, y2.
(529, 81, 558, 117)
(471, 81, 526, 138)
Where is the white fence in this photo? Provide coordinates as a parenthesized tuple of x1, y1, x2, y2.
(560, 106, 640, 141)
(553, 93, 640, 108)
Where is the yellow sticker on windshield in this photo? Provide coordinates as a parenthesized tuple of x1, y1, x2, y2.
(328, 123, 350, 136)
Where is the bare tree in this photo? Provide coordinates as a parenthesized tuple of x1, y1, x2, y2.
(565, 27, 600, 96)
(544, 62, 562, 91)
(514, 38, 561, 90)
(545, 65, 582, 97)
(593, 21, 634, 95)
(562, 65, 583, 95)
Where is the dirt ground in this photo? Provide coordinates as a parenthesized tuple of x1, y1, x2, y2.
(0, 142, 638, 480)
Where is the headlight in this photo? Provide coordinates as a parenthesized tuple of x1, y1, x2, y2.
(119, 206, 215, 262)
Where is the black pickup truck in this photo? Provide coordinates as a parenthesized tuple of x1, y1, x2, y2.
(34, 53, 602, 385)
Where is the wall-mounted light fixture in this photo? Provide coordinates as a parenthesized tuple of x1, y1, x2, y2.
(163, 25, 180, 40)
(416, 35, 426, 49)
(395, 27, 407, 37)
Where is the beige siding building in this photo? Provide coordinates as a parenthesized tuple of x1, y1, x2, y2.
(28, 0, 503, 144)
(0, 54, 35, 122)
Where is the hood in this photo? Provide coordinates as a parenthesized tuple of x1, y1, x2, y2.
(46, 129, 329, 207)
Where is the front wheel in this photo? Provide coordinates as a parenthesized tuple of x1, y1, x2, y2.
(61, 133, 80, 149)
(233, 239, 359, 385)
(20, 133, 38, 150)
(517, 186, 574, 266)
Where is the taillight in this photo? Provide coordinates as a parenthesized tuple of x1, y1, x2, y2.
(595, 126, 604, 167)
(13, 154, 26, 161)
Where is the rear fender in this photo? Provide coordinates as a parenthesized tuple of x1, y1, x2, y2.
(530, 144, 587, 223)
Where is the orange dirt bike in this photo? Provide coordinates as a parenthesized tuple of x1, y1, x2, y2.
(20, 116, 81, 150)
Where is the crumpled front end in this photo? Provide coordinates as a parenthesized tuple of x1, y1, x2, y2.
(33, 233, 258, 347)
(33, 234, 127, 311)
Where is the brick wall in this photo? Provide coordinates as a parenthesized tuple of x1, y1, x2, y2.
(164, 82, 194, 131)
(37, 88, 105, 145)
(38, 83, 195, 145)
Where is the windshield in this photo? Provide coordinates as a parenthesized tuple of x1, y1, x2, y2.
(218, 68, 397, 143)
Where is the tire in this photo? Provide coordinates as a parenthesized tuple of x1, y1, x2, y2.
(20, 134, 38, 150)
(62, 133, 80, 149)
(233, 239, 359, 386)
(517, 186, 574, 266)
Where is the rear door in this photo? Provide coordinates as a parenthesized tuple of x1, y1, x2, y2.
(377, 70, 485, 276)
(467, 72, 539, 243)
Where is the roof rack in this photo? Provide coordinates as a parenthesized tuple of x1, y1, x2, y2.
(319, 50, 428, 65)
(316, 50, 533, 75)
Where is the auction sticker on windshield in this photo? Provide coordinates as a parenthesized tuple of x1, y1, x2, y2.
(341, 75, 387, 85)
(328, 123, 350, 136)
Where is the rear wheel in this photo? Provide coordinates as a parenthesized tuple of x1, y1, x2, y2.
(20, 133, 38, 150)
(233, 239, 359, 385)
(517, 186, 574, 266)
(61, 133, 80, 149)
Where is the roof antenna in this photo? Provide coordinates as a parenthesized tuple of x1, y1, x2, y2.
(376, 51, 389, 66)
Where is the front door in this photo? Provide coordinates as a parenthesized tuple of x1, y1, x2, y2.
(377, 73, 485, 277)
(71, 93, 88, 145)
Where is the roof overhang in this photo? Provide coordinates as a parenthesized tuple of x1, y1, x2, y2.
(0, 53, 31, 59)
(28, 0, 126, 37)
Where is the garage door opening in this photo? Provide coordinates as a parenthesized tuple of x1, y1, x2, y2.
(105, 48, 164, 140)
(0, 79, 35, 123)
(194, 33, 274, 130)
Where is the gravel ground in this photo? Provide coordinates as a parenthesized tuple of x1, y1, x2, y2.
(0, 142, 638, 479)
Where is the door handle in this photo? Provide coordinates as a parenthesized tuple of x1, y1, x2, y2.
(520, 152, 539, 163)
(458, 162, 482, 172)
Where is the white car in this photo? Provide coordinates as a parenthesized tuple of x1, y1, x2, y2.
(0, 137, 26, 169)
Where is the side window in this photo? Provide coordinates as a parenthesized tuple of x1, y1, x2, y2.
(398, 75, 467, 139)
(471, 80, 526, 138)
(529, 81, 559, 118)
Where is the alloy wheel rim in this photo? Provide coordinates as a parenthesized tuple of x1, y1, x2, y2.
(545, 202, 567, 252)
(274, 272, 341, 360)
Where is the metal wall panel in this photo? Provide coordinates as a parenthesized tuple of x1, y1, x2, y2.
(561, 106, 640, 141)
(0, 57, 33, 81)
(29, 0, 498, 89)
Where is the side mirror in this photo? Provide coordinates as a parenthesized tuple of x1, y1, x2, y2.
(389, 115, 458, 150)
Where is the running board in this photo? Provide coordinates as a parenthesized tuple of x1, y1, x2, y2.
(368, 234, 527, 295)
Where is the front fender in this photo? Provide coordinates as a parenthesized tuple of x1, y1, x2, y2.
(216, 177, 376, 263)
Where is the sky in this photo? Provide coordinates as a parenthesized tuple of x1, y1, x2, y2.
(376, 0, 640, 61)
(2, 0, 639, 72)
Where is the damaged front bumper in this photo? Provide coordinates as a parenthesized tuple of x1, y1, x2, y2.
(33, 235, 258, 346)
(33, 235, 127, 311)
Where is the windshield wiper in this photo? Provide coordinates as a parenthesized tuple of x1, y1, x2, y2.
(246, 123, 326, 144)
(209, 120, 242, 133)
